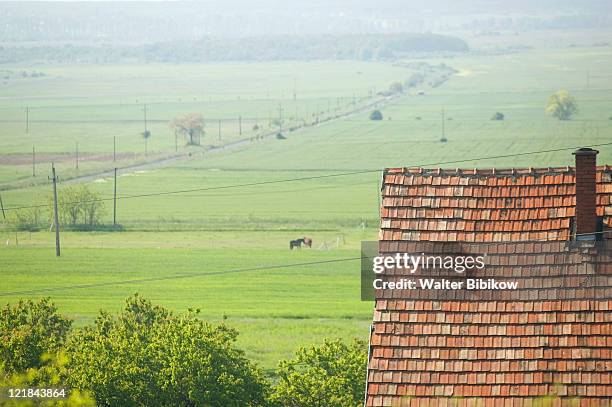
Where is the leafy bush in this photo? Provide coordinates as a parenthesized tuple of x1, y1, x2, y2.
(369, 110, 383, 121)
(271, 339, 367, 407)
(0, 298, 72, 374)
(5, 206, 43, 231)
(62, 295, 268, 406)
(491, 112, 505, 120)
(48, 185, 105, 230)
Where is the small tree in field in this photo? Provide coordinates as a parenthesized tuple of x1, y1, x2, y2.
(170, 113, 204, 146)
(370, 110, 383, 121)
(491, 112, 505, 120)
(546, 90, 578, 120)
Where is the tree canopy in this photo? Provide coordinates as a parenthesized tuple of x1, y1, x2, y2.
(62, 294, 269, 406)
(271, 339, 367, 407)
(370, 110, 383, 121)
(546, 90, 578, 120)
(170, 113, 204, 146)
(0, 298, 71, 374)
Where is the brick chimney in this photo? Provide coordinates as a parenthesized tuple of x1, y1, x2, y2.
(573, 148, 599, 240)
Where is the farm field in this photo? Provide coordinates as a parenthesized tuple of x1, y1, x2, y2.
(0, 231, 371, 371)
(0, 61, 414, 186)
(2, 39, 612, 372)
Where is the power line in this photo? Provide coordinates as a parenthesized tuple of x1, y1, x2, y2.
(3, 141, 612, 212)
(1, 229, 611, 298)
(0, 256, 362, 298)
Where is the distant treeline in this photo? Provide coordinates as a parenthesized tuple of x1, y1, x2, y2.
(0, 33, 468, 64)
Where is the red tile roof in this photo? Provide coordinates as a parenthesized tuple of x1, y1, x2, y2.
(366, 166, 612, 406)
(380, 166, 612, 242)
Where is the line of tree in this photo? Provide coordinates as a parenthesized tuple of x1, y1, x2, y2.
(0, 33, 468, 64)
(0, 295, 367, 407)
(6, 185, 105, 231)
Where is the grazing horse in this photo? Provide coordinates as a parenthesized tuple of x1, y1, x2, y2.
(289, 237, 313, 250)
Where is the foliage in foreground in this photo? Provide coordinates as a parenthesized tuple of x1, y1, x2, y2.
(0, 353, 96, 407)
(270, 339, 367, 407)
(0, 296, 368, 406)
(62, 294, 269, 406)
(0, 298, 71, 374)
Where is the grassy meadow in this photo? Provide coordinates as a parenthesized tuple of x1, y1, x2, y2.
(1, 38, 612, 371)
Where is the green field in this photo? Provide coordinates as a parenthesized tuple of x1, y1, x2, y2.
(0, 231, 371, 371)
(2, 37, 612, 371)
(0, 61, 415, 186)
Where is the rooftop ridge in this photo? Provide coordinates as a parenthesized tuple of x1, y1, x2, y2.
(386, 165, 612, 177)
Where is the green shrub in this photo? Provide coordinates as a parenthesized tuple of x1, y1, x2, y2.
(63, 295, 268, 406)
(48, 185, 105, 230)
(5, 206, 43, 231)
(0, 298, 72, 374)
(369, 110, 383, 120)
(271, 339, 367, 407)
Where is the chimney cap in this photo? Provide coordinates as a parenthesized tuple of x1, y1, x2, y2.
(573, 147, 599, 156)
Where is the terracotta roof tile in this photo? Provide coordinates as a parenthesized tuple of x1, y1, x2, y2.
(381, 167, 612, 243)
(367, 164, 612, 406)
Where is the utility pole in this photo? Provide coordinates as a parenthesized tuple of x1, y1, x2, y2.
(143, 104, 148, 133)
(75, 142, 79, 170)
(442, 108, 446, 139)
(0, 192, 5, 220)
(113, 168, 117, 226)
(51, 164, 60, 257)
(25, 106, 29, 134)
(278, 103, 283, 133)
(143, 104, 148, 157)
(586, 70, 590, 89)
(293, 77, 297, 101)
(32, 146, 35, 177)
(113, 136, 116, 162)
